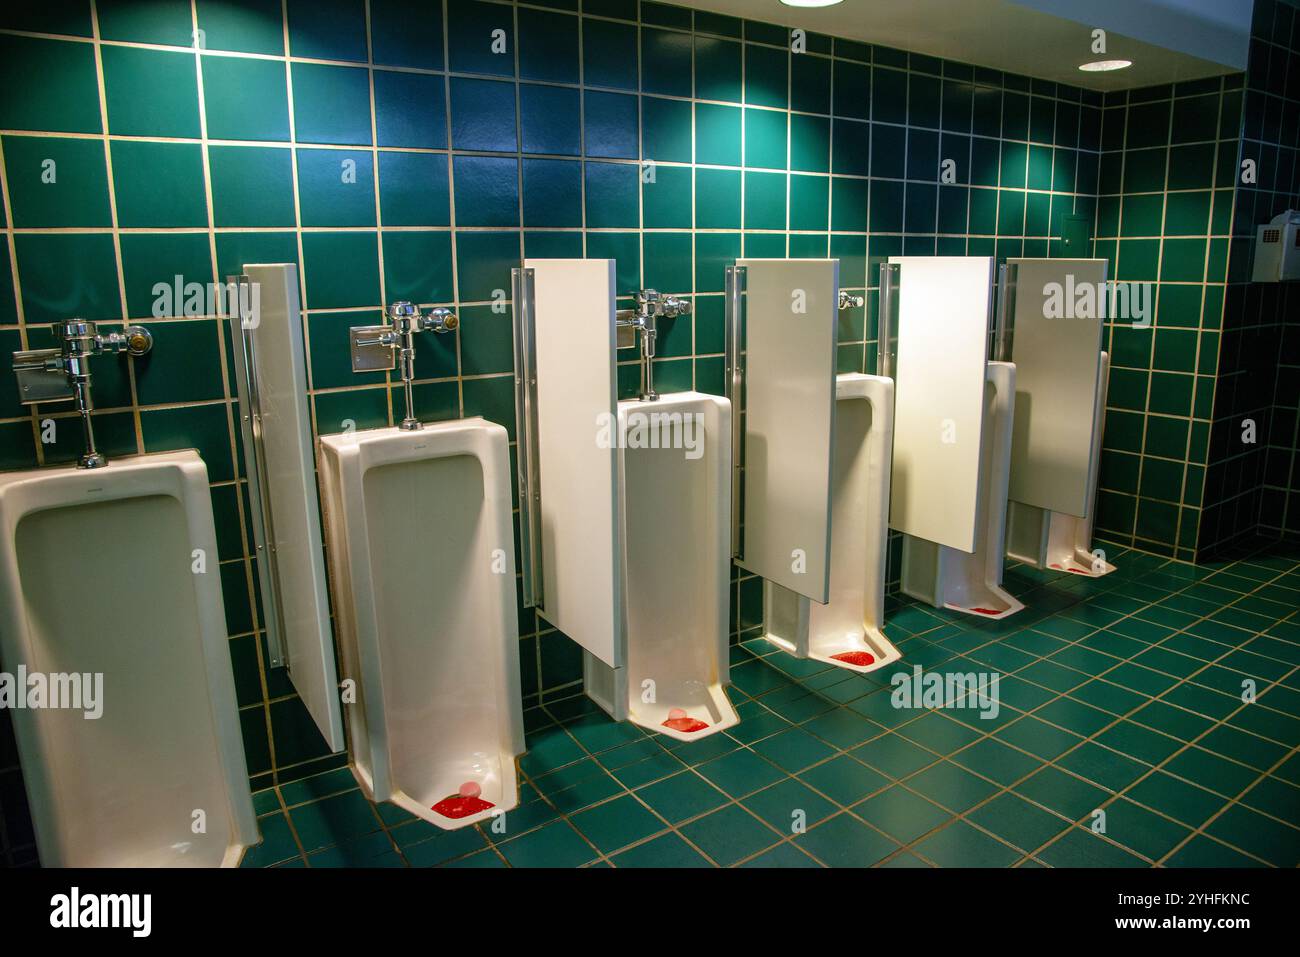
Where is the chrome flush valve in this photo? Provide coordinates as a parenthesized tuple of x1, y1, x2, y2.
(349, 301, 460, 430)
(634, 289, 692, 321)
(617, 289, 691, 401)
(383, 300, 459, 338)
(838, 290, 865, 310)
(11, 319, 154, 469)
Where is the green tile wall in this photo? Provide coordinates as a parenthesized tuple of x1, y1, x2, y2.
(1201, 0, 1300, 553)
(0, 0, 1143, 865)
(1090, 75, 1243, 562)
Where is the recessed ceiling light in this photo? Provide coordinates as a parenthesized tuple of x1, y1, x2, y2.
(1078, 59, 1133, 72)
(780, 0, 844, 7)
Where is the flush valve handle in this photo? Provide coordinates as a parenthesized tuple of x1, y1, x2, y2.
(420, 307, 458, 334)
(659, 295, 691, 318)
(123, 326, 153, 356)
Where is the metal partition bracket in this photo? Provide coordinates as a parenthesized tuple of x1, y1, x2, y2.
(994, 262, 1018, 363)
(227, 273, 287, 667)
(724, 265, 747, 559)
(512, 267, 544, 610)
(876, 262, 900, 379)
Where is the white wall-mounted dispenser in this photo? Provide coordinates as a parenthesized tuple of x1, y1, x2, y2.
(1252, 210, 1300, 282)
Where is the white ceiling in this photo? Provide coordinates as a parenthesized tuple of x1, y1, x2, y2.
(685, 0, 1253, 91)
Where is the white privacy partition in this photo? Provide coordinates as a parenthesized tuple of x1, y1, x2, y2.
(888, 256, 993, 552)
(735, 258, 838, 603)
(229, 263, 343, 752)
(1005, 258, 1107, 517)
(526, 258, 624, 667)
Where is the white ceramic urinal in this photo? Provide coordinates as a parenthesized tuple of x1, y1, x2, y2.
(318, 419, 524, 830)
(0, 451, 258, 866)
(584, 391, 738, 741)
(900, 361, 1025, 619)
(519, 259, 737, 743)
(1006, 353, 1117, 576)
(763, 373, 901, 672)
(1003, 257, 1115, 578)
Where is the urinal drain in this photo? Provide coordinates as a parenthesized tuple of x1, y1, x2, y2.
(432, 781, 495, 819)
(662, 707, 709, 734)
(830, 651, 876, 667)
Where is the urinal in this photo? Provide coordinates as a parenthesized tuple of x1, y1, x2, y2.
(1002, 257, 1116, 577)
(900, 361, 1025, 619)
(763, 373, 901, 672)
(1007, 353, 1115, 576)
(887, 256, 1024, 621)
(585, 391, 737, 741)
(0, 450, 259, 866)
(318, 419, 525, 829)
(514, 260, 738, 742)
(726, 260, 899, 674)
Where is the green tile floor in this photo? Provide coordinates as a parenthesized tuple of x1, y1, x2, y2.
(243, 539, 1300, 868)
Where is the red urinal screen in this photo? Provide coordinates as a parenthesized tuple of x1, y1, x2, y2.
(831, 651, 876, 667)
(432, 795, 495, 819)
(662, 716, 710, 733)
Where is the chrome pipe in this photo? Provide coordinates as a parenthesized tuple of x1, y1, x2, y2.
(641, 318, 658, 402)
(389, 301, 423, 430)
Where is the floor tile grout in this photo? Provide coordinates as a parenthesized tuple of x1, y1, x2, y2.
(248, 538, 1300, 868)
